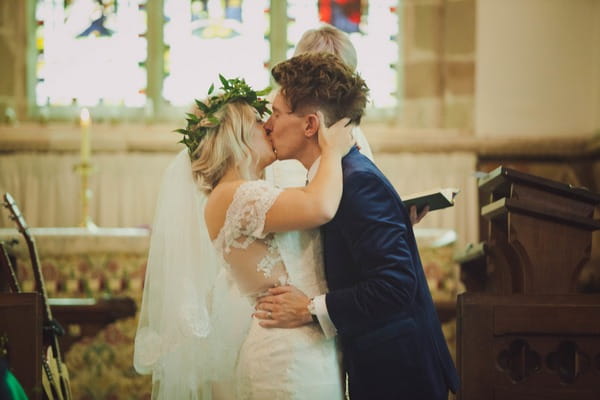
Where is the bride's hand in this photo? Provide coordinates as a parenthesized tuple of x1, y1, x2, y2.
(316, 111, 354, 157)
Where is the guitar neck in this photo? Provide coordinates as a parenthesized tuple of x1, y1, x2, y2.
(24, 234, 54, 323)
(0, 241, 21, 293)
(3, 193, 71, 400)
(25, 232, 69, 391)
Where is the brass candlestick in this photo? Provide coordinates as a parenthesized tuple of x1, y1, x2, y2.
(74, 162, 97, 229)
(75, 108, 97, 230)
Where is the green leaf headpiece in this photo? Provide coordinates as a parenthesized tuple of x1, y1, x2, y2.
(175, 75, 271, 158)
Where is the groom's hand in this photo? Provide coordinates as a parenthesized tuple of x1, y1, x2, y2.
(410, 204, 429, 225)
(254, 285, 313, 328)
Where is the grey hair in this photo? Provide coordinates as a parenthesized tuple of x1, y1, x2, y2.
(294, 23, 358, 71)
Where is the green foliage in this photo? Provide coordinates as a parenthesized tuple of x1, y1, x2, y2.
(176, 75, 271, 157)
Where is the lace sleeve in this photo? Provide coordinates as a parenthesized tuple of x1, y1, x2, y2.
(224, 180, 283, 245)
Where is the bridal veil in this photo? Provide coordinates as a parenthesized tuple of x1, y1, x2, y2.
(134, 149, 252, 399)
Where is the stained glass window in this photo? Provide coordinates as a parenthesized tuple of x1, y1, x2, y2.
(35, 0, 147, 108)
(162, 0, 270, 107)
(287, 0, 400, 111)
(32, 0, 401, 119)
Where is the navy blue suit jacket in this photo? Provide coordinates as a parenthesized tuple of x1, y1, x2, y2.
(322, 147, 459, 399)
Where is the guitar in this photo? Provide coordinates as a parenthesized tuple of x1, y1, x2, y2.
(0, 240, 21, 293)
(3, 193, 72, 400)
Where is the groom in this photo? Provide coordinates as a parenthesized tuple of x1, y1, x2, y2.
(256, 52, 459, 399)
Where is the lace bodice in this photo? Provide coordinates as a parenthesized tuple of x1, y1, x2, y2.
(213, 180, 288, 298)
(211, 180, 342, 399)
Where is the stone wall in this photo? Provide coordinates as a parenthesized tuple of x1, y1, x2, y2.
(402, 0, 475, 130)
(475, 0, 600, 136)
(0, 0, 28, 120)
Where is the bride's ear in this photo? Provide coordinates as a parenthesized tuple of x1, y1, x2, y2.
(304, 113, 319, 138)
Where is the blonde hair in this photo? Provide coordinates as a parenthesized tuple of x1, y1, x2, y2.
(294, 24, 358, 71)
(191, 101, 260, 194)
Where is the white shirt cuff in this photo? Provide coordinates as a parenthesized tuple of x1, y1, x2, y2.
(312, 294, 337, 338)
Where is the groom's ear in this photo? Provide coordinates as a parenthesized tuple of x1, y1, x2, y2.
(304, 114, 319, 139)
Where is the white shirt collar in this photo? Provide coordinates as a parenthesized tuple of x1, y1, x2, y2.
(306, 156, 321, 183)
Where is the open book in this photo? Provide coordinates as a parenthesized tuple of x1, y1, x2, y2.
(402, 187, 460, 213)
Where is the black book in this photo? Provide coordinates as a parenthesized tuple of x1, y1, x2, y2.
(402, 187, 460, 213)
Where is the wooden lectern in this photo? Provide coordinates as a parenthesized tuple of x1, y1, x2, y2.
(456, 166, 600, 399)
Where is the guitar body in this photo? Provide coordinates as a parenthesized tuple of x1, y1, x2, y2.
(42, 347, 70, 400)
(3, 193, 72, 400)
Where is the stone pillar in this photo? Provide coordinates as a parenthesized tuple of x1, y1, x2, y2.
(402, 0, 475, 130)
(0, 0, 29, 121)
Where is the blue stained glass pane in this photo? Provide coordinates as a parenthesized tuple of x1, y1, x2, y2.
(163, 0, 270, 107)
(35, 0, 147, 108)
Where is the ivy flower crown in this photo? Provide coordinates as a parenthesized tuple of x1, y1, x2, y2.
(175, 75, 271, 157)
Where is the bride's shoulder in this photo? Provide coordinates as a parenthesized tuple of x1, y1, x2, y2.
(205, 180, 280, 236)
(205, 180, 246, 239)
(208, 180, 278, 206)
(237, 179, 280, 193)
(207, 180, 241, 208)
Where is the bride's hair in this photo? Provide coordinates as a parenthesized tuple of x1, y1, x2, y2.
(190, 101, 259, 194)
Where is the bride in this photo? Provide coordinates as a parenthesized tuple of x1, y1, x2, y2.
(134, 76, 358, 399)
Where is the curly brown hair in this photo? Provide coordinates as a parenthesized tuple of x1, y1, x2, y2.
(271, 52, 369, 127)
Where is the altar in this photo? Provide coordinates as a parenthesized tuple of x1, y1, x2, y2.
(0, 227, 149, 298)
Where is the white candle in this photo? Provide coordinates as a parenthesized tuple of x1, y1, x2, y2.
(80, 108, 91, 162)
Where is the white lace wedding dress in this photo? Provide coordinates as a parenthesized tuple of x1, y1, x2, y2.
(213, 180, 344, 400)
